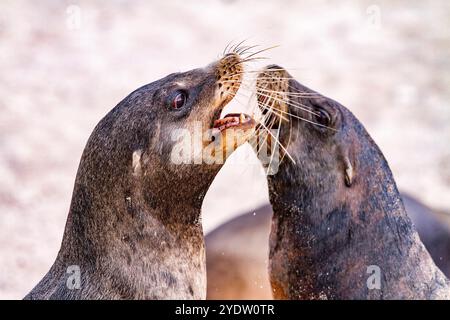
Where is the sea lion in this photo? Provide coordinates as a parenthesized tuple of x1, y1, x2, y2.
(205, 196, 450, 299)
(24, 52, 256, 300)
(251, 65, 450, 299)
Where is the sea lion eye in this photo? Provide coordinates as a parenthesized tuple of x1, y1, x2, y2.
(315, 109, 331, 127)
(172, 91, 187, 109)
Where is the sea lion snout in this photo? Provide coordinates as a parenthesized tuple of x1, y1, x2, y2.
(215, 53, 243, 105)
(254, 64, 356, 181)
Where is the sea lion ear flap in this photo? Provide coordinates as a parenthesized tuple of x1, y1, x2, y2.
(344, 156, 354, 187)
(339, 144, 356, 188)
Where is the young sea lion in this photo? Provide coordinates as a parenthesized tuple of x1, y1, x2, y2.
(252, 65, 450, 299)
(205, 196, 450, 299)
(24, 52, 256, 300)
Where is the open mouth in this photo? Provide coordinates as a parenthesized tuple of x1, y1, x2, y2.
(213, 113, 255, 132)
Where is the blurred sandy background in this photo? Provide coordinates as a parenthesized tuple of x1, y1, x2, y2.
(0, 0, 449, 299)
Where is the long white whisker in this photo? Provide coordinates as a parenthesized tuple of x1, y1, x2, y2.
(258, 120, 295, 164)
(255, 91, 320, 117)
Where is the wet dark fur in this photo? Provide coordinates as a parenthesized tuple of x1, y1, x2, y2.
(25, 56, 242, 300)
(258, 66, 450, 299)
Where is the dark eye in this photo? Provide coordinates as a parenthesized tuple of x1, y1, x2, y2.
(315, 109, 331, 127)
(172, 91, 187, 109)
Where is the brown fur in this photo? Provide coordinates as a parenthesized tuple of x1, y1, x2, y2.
(24, 54, 249, 300)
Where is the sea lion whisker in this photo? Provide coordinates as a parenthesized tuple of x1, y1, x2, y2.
(258, 118, 278, 155)
(242, 45, 280, 60)
(256, 95, 289, 159)
(267, 114, 284, 171)
(226, 82, 314, 135)
(235, 41, 258, 55)
(256, 87, 316, 98)
(228, 92, 256, 106)
(238, 44, 261, 56)
(228, 57, 269, 69)
(257, 87, 322, 98)
(249, 69, 295, 73)
(255, 91, 320, 117)
(252, 76, 296, 80)
(291, 110, 337, 131)
(267, 102, 336, 131)
(227, 41, 240, 55)
(233, 57, 270, 67)
(278, 113, 294, 164)
(221, 77, 296, 84)
(228, 92, 251, 109)
(241, 57, 270, 62)
(258, 119, 296, 164)
(223, 70, 297, 80)
(232, 39, 249, 55)
(227, 69, 294, 79)
(258, 103, 289, 122)
(227, 70, 294, 77)
(222, 40, 234, 56)
(254, 113, 277, 157)
(235, 45, 250, 55)
(255, 90, 336, 131)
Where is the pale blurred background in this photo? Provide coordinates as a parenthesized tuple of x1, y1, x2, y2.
(0, 0, 449, 299)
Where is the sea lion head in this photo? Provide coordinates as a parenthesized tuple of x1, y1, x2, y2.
(254, 64, 363, 194)
(36, 53, 257, 300)
(73, 53, 256, 226)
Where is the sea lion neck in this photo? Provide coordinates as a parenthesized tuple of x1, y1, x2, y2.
(60, 141, 207, 262)
(267, 102, 450, 300)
